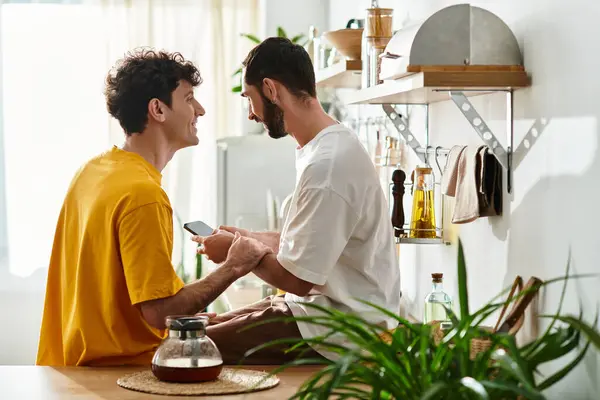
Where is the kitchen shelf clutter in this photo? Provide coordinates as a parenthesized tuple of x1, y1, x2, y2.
(312, 4, 532, 244)
(315, 59, 362, 89)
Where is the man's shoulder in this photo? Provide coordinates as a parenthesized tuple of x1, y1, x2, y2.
(117, 175, 171, 212)
(126, 180, 170, 203)
(72, 154, 170, 212)
(301, 128, 372, 183)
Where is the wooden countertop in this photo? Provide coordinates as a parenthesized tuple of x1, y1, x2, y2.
(0, 365, 322, 399)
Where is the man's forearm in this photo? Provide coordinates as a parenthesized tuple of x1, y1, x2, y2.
(248, 231, 281, 253)
(252, 253, 314, 296)
(141, 265, 238, 329)
(174, 266, 238, 314)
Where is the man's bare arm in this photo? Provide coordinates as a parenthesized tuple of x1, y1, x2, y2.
(252, 253, 314, 296)
(248, 231, 281, 252)
(138, 266, 238, 329)
(140, 233, 272, 329)
(198, 227, 310, 295)
(192, 229, 280, 264)
(220, 226, 281, 253)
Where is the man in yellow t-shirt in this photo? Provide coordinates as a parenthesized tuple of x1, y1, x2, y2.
(36, 49, 273, 367)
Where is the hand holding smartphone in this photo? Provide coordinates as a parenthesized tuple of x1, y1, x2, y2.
(186, 220, 233, 264)
(183, 220, 214, 236)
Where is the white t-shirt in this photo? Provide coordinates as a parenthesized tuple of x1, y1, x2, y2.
(278, 124, 400, 359)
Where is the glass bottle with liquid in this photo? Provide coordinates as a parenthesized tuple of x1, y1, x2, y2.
(424, 273, 453, 324)
(306, 26, 320, 68)
(409, 165, 437, 238)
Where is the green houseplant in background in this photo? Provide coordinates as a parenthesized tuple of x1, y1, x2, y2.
(246, 241, 600, 399)
(173, 210, 207, 312)
(172, 210, 202, 284)
(231, 26, 309, 93)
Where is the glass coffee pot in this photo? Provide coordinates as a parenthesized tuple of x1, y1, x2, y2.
(151, 315, 223, 383)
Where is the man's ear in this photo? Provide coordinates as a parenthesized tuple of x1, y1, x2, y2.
(262, 78, 278, 104)
(148, 98, 167, 122)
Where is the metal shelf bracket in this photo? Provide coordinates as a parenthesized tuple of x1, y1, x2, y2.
(374, 89, 519, 246)
(448, 90, 514, 193)
(382, 104, 427, 164)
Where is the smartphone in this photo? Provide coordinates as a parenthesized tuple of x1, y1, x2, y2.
(183, 220, 214, 236)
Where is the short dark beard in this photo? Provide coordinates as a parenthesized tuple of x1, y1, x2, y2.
(259, 89, 288, 139)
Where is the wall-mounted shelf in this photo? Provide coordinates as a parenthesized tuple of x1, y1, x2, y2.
(353, 68, 532, 194)
(350, 69, 532, 245)
(395, 236, 447, 245)
(345, 70, 530, 105)
(315, 60, 362, 89)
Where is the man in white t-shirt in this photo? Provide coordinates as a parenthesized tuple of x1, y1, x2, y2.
(193, 37, 400, 364)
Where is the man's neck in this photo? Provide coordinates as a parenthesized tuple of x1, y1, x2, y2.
(284, 99, 338, 148)
(122, 129, 175, 172)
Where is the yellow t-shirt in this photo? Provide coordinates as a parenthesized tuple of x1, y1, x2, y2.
(36, 146, 185, 366)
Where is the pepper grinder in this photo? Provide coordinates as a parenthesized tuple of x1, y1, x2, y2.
(391, 168, 406, 237)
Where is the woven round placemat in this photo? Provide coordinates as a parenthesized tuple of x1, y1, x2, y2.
(117, 368, 280, 396)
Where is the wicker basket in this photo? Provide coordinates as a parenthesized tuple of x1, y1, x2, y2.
(467, 275, 525, 360)
(434, 276, 544, 361)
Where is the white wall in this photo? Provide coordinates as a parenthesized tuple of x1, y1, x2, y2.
(261, 0, 330, 40)
(329, 0, 600, 398)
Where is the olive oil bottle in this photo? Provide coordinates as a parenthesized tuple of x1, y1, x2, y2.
(409, 165, 437, 238)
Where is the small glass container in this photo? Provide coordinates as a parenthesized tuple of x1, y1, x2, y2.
(151, 315, 223, 383)
(365, 7, 393, 38)
(369, 44, 386, 86)
(384, 136, 401, 166)
(424, 273, 453, 324)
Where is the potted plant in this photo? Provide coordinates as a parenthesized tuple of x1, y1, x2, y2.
(246, 241, 600, 399)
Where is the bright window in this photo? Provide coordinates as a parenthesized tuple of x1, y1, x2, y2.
(1, 3, 116, 278)
(1, 0, 258, 281)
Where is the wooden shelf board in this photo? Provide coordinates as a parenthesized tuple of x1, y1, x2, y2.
(346, 70, 530, 105)
(315, 59, 362, 89)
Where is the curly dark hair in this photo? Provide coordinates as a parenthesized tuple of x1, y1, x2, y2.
(242, 37, 316, 99)
(104, 48, 202, 135)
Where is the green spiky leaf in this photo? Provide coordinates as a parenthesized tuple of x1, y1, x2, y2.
(457, 240, 470, 318)
(291, 33, 305, 43)
(231, 67, 242, 77)
(240, 33, 261, 43)
(460, 377, 490, 399)
(541, 314, 600, 350)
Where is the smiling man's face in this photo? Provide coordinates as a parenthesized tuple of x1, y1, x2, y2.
(162, 80, 206, 148)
